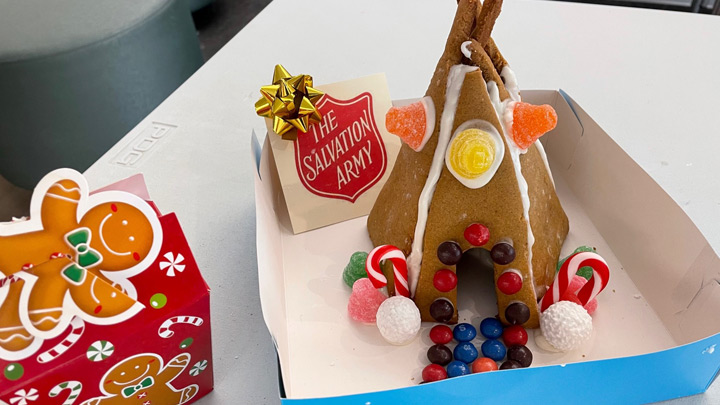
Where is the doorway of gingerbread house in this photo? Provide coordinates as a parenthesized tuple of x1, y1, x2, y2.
(455, 247, 498, 325)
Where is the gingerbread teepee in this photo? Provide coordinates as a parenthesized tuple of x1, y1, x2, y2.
(367, 0, 568, 329)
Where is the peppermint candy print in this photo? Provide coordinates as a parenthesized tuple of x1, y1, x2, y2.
(9, 388, 38, 405)
(49, 381, 82, 405)
(159, 252, 186, 277)
(86, 340, 114, 362)
(189, 360, 208, 376)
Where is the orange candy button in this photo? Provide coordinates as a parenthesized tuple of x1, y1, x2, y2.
(510, 102, 558, 150)
(472, 357, 499, 373)
(385, 97, 434, 152)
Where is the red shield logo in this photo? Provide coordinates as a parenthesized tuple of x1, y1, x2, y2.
(294, 93, 387, 203)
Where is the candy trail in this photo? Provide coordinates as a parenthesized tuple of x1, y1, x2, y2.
(365, 245, 409, 297)
(540, 251, 610, 312)
(158, 316, 204, 338)
(37, 317, 85, 364)
(49, 381, 82, 405)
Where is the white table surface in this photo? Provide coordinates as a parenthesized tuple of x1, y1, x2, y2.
(84, 0, 720, 403)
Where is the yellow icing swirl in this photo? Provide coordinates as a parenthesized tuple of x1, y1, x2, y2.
(447, 128, 496, 179)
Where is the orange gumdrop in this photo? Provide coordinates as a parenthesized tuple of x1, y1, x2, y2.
(510, 102, 558, 150)
(385, 99, 432, 152)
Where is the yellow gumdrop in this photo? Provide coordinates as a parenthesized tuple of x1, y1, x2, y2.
(448, 129, 496, 179)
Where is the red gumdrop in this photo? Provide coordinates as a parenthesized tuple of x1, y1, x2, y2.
(510, 102, 558, 150)
(471, 357, 498, 373)
(497, 271, 523, 295)
(422, 364, 447, 382)
(585, 298, 598, 315)
(429, 325, 453, 345)
(433, 269, 458, 292)
(568, 275, 587, 293)
(347, 278, 387, 323)
(502, 325, 528, 346)
(464, 223, 490, 246)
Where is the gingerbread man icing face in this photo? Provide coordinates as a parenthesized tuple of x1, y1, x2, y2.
(79, 202, 155, 271)
(103, 354, 161, 391)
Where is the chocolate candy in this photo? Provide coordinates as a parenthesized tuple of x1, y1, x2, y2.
(507, 345, 533, 368)
(453, 323, 477, 342)
(479, 317, 503, 339)
(471, 357, 498, 373)
(502, 325, 529, 346)
(453, 342, 479, 364)
(500, 360, 522, 370)
(427, 344, 453, 366)
(429, 299, 454, 323)
(464, 223, 490, 246)
(446, 360, 471, 378)
(429, 325, 453, 345)
(437, 241, 463, 265)
(497, 270, 523, 295)
(491, 241, 516, 265)
(481, 339, 506, 361)
(422, 364, 447, 382)
(433, 269, 458, 292)
(505, 302, 530, 325)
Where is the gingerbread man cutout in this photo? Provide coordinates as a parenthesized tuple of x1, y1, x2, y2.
(81, 353, 199, 405)
(0, 169, 162, 360)
(0, 168, 163, 297)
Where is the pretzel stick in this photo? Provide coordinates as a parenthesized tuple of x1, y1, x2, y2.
(472, 0, 503, 47)
(466, 39, 510, 101)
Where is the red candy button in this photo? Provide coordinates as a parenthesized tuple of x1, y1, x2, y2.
(502, 325, 528, 346)
(464, 223, 490, 246)
(433, 269, 458, 292)
(429, 325, 453, 345)
(422, 364, 447, 382)
(497, 270, 523, 295)
(472, 357, 498, 373)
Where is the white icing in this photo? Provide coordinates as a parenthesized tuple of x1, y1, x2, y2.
(407, 64, 478, 297)
(500, 66, 520, 102)
(487, 80, 536, 295)
(534, 140, 555, 189)
(460, 41, 472, 59)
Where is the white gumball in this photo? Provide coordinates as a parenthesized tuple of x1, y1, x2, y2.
(539, 300, 593, 352)
(376, 296, 421, 345)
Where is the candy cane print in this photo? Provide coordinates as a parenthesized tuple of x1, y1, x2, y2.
(49, 381, 82, 405)
(158, 316, 204, 338)
(540, 252, 610, 312)
(365, 245, 409, 297)
(37, 317, 85, 363)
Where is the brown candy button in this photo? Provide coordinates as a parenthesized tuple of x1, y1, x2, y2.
(429, 299, 454, 323)
(505, 302, 530, 325)
(427, 344, 453, 366)
(499, 359, 522, 370)
(507, 345, 533, 368)
(437, 241, 462, 266)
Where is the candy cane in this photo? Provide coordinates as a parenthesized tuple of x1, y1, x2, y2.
(540, 252, 610, 312)
(0, 274, 20, 288)
(158, 316, 204, 338)
(49, 381, 82, 405)
(365, 245, 409, 297)
(37, 317, 85, 363)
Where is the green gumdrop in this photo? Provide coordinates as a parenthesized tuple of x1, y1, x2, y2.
(180, 337, 194, 349)
(343, 251, 369, 288)
(556, 246, 597, 280)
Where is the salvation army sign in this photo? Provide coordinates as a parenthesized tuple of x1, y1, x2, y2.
(294, 93, 388, 203)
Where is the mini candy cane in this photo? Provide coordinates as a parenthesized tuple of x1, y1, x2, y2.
(49, 381, 82, 405)
(0, 274, 20, 288)
(158, 316, 204, 338)
(37, 317, 85, 363)
(540, 251, 610, 312)
(366, 245, 409, 297)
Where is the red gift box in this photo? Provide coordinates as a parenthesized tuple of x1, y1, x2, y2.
(0, 170, 212, 405)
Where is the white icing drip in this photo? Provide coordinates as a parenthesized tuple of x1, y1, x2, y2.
(500, 66, 520, 102)
(487, 80, 535, 293)
(534, 140, 555, 189)
(407, 64, 478, 297)
(460, 41, 472, 59)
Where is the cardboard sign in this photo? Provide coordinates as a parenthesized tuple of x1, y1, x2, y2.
(0, 169, 212, 405)
(268, 74, 400, 234)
